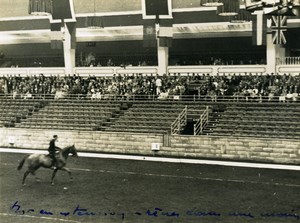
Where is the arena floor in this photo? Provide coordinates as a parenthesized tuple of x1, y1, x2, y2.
(0, 151, 299, 223)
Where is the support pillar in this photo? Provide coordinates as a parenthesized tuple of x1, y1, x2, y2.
(266, 33, 286, 74)
(266, 33, 276, 74)
(63, 22, 76, 75)
(157, 42, 169, 75)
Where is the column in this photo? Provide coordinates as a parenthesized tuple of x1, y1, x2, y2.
(266, 33, 276, 74)
(156, 21, 170, 76)
(157, 42, 169, 75)
(63, 22, 76, 75)
(266, 33, 286, 74)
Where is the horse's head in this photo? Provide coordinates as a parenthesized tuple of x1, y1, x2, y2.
(67, 144, 78, 157)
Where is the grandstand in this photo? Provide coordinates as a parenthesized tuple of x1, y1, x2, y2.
(0, 0, 299, 163)
(1, 1, 300, 223)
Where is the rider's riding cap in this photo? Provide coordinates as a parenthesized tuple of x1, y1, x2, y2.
(53, 135, 58, 138)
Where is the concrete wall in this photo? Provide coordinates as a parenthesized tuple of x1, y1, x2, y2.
(0, 128, 163, 156)
(170, 136, 300, 164)
(0, 128, 300, 164)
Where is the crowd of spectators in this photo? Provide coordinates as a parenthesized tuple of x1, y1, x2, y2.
(77, 57, 266, 68)
(75, 52, 267, 67)
(171, 57, 266, 66)
(1, 57, 266, 68)
(0, 73, 299, 102)
(0, 74, 186, 100)
(190, 73, 300, 102)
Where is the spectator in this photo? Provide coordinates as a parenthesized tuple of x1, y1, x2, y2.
(107, 58, 114, 66)
(155, 75, 162, 95)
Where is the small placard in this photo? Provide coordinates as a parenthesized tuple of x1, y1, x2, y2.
(151, 143, 160, 151)
(173, 95, 180, 100)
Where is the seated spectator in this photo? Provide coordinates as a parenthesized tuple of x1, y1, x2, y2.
(250, 88, 259, 102)
(208, 90, 217, 102)
(292, 92, 298, 102)
(107, 58, 114, 66)
(86, 52, 96, 66)
(158, 89, 169, 100)
(90, 89, 97, 100)
(286, 91, 293, 103)
(95, 89, 102, 100)
(54, 88, 66, 100)
(279, 91, 286, 103)
(24, 91, 33, 100)
(12, 89, 18, 99)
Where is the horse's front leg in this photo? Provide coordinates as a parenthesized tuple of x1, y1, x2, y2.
(51, 169, 58, 185)
(61, 167, 73, 182)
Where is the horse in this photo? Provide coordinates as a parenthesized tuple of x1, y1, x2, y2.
(17, 144, 78, 185)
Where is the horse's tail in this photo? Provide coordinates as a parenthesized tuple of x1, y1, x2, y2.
(17, 155, 30, 170)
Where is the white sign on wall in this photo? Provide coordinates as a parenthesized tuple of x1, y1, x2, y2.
(151, 143, 160, 151)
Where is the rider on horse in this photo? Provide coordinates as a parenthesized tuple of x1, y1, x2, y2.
(48, 135, 61, 168)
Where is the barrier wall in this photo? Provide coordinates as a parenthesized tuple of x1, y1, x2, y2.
(0, 65, 299, 77)
(170, 136, 300, 164)
(0, 128, 299, 164)
(0, 128, 163, 156)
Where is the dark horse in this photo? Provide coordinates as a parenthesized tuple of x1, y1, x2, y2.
(17, 145, 78, 185)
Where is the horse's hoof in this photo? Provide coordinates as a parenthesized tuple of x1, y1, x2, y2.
(36, 179, 41, 183)
(22, 183, 26, 186)
(51, 182, 55, 186)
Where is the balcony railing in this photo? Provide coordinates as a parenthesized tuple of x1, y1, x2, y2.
(276, 57, 300, 65)
(0, 93, 299, 103)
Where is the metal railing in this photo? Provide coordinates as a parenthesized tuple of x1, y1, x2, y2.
(0, 93, 299, 103)
(276, 57, 300, 65)
(171, 106, 188, 135)
(194, 106, 209, 136)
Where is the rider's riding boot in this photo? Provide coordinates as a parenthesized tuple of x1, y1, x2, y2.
(51, 160, 57, 170)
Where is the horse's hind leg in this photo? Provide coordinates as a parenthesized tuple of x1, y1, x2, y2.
(22, 170, 30, 186)
(31, 167, 41, 182)
(61, 167, 73, 182)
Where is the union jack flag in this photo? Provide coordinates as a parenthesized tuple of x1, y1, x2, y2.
(271, 15, 287, 45)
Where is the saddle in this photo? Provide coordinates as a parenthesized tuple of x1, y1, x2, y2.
(46, 153, 59, 167)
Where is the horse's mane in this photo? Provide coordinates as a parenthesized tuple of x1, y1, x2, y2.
(60, 145, 76, 158)
(62, 145, 75, 150)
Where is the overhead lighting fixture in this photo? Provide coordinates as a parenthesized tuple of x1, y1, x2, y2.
(217, 0, 240, 16)
(86, 16, 104, 29)
(230, 9, 252, 23)
(28, 0, 52, 16)
(245, 0, 300, 14)
(266, 7, 297, 16)
(200, 0, 223, 7)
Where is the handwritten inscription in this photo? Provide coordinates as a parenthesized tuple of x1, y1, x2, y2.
(11, 201, 125, 220)
(10, 201, 299, 221)
(186, 207, 221, 217)
(261, 211, 300, 220)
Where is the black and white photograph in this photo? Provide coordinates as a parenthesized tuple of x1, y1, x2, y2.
(0, 0, 300, 222)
